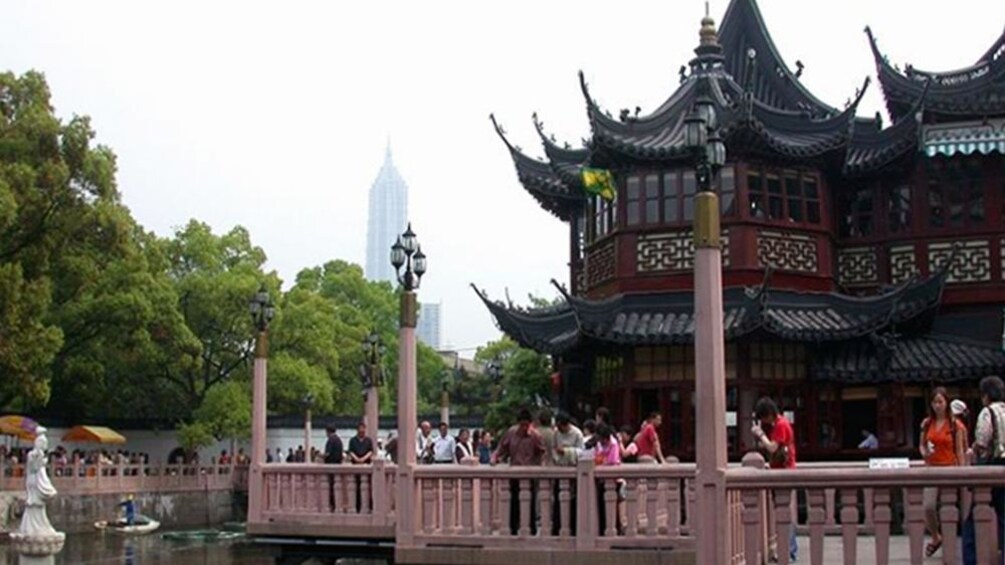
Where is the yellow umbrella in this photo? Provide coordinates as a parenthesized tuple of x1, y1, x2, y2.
(62, 425, 127, 444)
(0, 415, 39, 442)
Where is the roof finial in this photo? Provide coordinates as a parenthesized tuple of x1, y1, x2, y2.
(699, 3, 718, 47)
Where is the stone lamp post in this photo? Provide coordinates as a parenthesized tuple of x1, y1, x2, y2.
(391, 223, 425, 545)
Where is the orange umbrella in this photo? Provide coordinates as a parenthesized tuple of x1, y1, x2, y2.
(0, 415, 39, 441)
(62, 425, 126, 444)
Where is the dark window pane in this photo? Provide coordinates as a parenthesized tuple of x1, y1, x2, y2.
(645, 200, 659, 224)
(888, 185, 911, 233)
(645, 174, 660, 198)
(720, 166, 735, 193)
(664, 172, 680, 196)
(748, 173, 764, 218)
(807, 201, 820, 224)
(683, 171, 696, 195)
(627, 202, 640, 226)
(665, 197, 680, 222)
(627, 176, 641, 200)
(948, 186, 964, 227)
(784, 177, 801, 198)
(767, 176, 782, 195)
(748, 174, 763, 194)
(787, 198, 803, 222)
(769, 196, 783, 220)
(722, 193, 735, 217)
(684, 196, 695, 221)
(803, 178, 819, 199)
(928, 185, 945, 228)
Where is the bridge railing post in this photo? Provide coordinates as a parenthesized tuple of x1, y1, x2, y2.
(372, 459, 387, 526)
(575, 458, 597, 550)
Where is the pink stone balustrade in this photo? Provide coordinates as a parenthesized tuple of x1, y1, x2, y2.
(727, 463, 1005, 565)
(248, 459, 396, 539)
(245, 456, 1005, 565)
(0, 462, 248, 494)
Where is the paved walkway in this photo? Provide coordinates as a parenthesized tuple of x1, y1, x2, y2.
(810, 536, 954, 564)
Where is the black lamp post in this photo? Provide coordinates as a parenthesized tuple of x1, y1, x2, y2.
(248, 284, 275, 472)
(390, 222, 426, 466)
(359, 331, 384, 437)
(684, 95, 727, 192)
(390, 223, 427, 292)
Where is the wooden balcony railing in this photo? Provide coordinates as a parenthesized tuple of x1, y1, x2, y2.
(0, 462, 249, 495)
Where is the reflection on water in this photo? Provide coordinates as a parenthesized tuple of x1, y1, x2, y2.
(2, 532, 277, 565)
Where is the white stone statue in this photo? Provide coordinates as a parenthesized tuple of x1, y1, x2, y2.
(10, 427, 64, 557)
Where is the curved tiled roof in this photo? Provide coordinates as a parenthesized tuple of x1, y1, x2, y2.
(490, 114, 585, 221)
(474, 266, 948, 355)
(812, 334, 1005, 383)
(867, 25, 1005, 121)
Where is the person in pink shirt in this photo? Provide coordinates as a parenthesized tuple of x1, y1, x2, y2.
(593, 424, 624, 534)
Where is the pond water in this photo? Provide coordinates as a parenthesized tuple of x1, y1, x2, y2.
(1, 532, 278, 565)
(1, 532, 390, 565)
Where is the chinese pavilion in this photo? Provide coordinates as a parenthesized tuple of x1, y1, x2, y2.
(477, 0, 1005, 461)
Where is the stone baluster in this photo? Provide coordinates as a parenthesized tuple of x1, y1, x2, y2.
(575, 459, 597, 550)
(863, 488, 875, 529)
(625, 478, 639, 538)
(937, 488, 959, 564)
(807, 489, 826, 565)
(873, 489, 892, 565)
(666, 477, 681, 536)
(518, 479, 532, 537)
(559, 479, 572, 538)
(972, 487, 996, 565)
(443, 478, 457, 535)
(773, 489, 793, 565)
(362, 473, 373, 514)
(645, 479, 659, 536)
(840, 489, 859, 565)
(460, 478, 474, 535)
(539, 478, 553, 537)
(494, 479, 506, 534)
(422, 479, 435, 534)
(904, 487, 925, 564)
(603, 479, 618, 538)
(825, 488, 837, 530)
(479, 479, 492, 535)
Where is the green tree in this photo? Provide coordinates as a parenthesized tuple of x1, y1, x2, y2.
(161, 220, 279, 413)
(191, 380, 252, 443)
(475, 337, 552, 432)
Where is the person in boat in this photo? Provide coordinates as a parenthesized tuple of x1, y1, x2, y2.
(119, 494, 137, 526)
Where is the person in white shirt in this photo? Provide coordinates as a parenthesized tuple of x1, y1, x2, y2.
(858, 429, 879, 450)
(454, 428, 474, 462)
(432, 422, 456, 464)
(416, 421, 434, 464)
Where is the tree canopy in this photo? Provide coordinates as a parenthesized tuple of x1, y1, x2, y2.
(0, 69, 453, 434)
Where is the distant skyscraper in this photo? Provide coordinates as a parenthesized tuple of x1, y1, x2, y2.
(417, 303, 442, 350)
(365, 143, 408, 283)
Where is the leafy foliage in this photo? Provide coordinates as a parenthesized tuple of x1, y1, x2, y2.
(475, 337, 553, 432)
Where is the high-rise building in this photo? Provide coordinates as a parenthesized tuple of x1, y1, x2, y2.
(365, 143, 408, 283)
(417, 302, 442, 350)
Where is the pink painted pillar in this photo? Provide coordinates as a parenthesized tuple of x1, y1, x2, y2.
(248, 330, 269, 522)
(365, 387, 379, 443)
(303, 407, 312, 460)
(396, 291, 418, 544)
(693, 191, 728, 565)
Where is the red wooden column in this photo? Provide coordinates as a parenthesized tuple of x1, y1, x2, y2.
(694, 190, 729, 565)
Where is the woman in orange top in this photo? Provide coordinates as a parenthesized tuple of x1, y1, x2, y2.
(919, 387, 966, 557)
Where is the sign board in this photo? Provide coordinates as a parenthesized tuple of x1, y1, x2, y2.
(869, 458, 910, 470)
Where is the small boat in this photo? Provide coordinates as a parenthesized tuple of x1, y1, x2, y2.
(94, 515, 160, 535)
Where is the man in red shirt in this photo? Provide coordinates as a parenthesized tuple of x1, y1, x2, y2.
(634, 412, 666, 464)
(752, 397, 797, 562)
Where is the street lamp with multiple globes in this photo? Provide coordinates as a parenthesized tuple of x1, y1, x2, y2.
(390, 222, 425, 468)
(359, 331, 385, 436)
(686, 90, 730, 565)
(249, 284, 275, 469)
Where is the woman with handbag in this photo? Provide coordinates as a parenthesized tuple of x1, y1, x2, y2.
(919, 387, 967, 558)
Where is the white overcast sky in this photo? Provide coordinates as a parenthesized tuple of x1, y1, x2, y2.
(2, 0, 1002, 352)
